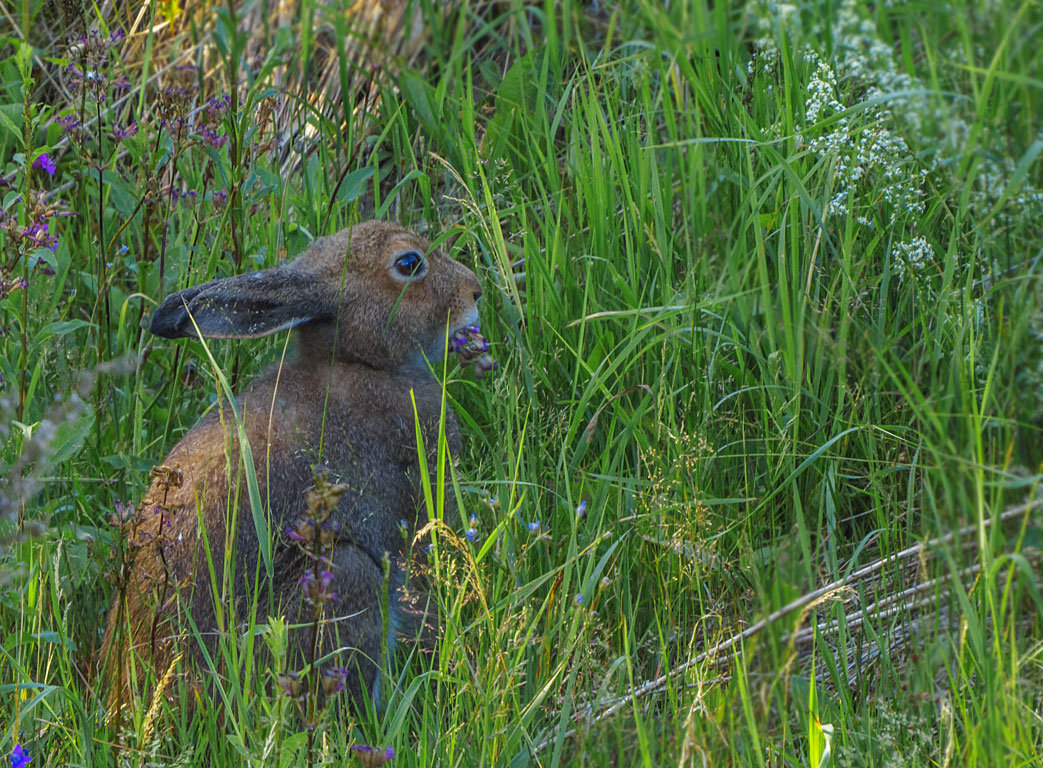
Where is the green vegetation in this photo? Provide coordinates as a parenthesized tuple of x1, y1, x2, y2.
(2, 0, 1042, 765)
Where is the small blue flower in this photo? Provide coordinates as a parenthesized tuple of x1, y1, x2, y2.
(11, 744, 31, 768)
(465, 528, 477, 542)
(469, 513, 479, 525)
(574, 593, 584, 605)
(576, 500, 587, 517)
(398, 518, 408, 531)
(528, 520, 540, 532)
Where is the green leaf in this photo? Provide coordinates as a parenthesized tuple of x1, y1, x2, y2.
(35, 319, 94, 342)
(279, 732, 307, 768)
(375, 169, 427, 219)
(399, 71, 441, 137)
(484, 48, 549, 161)
(0, 104, 22, 141)
(102, 169, 139, 218)
(30, 631, 77, 651)
(102, 453, 157, 473)
(334, 166, 375, 204)
(50, 412, 95, 465)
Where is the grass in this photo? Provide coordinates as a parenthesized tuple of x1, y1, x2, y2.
(2, 0, 1042, 765)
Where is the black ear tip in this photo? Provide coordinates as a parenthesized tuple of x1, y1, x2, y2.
(149, 303, 187, 338)
(149, 288, 200, 338)
(149, 309, 186, 338)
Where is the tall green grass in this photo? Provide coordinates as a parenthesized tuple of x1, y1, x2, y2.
(1, 0, 1041, 765)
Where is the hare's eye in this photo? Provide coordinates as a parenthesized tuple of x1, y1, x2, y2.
(394, 251, 425, 278)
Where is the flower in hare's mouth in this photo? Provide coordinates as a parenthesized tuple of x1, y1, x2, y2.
(451, 323, 497, 378)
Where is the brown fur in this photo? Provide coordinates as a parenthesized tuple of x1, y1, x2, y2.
(100, 220, 481, 712)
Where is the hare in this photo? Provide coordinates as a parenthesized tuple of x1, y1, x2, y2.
(101, 220, 484, 711)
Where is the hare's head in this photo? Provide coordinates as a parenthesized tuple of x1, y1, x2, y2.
(150, 220, 483, 371)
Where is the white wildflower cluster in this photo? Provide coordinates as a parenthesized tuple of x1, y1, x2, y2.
(966, 139, 1043, 225)
(746, 40, 780, 87)
(796, 11, 928, 225)
(800, 50, 928, 224)
(890, 236, 935, 278)
(749, 0, 1043, 235)
(803, 61, 840, 124)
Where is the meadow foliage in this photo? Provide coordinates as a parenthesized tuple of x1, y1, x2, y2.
(1, 0, 1042, 765)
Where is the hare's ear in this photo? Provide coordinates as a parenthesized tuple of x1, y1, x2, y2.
(150, 268, 331, 339)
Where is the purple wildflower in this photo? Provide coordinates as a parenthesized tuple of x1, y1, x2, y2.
(574, 593, 584, 605)
(113, 498, 132, 521)
(288, 517, 316, 544)
(170, 188, 197, 203)
(0, 187, 74, 255)
(11, 744, 31, 768)
(196, 124, 228, 149)
(277, 671, 303, 699)
(301, 569, 336, 604)
(207, 95, 231, 122)
(576, 500, 587, 517)
(25, 219, 60, 252)
(319, 519, 341, 543)
(465, 528, 477, 542)
(451, 324, 484, 353)
(322, 666, 350, 695)
(32, 153, 56, 176)
(528, 520, 540, 532)
(111, 122, 138, 140)
(55, 114, 81, 133)
(351, 745, 394, 767)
